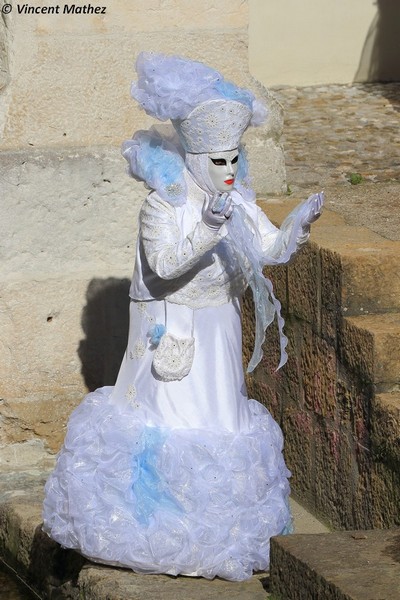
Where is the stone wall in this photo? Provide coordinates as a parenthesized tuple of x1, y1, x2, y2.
(0, 2, 287, 452)
(0, 0, 285, 193)
(243, 199, 400, 531)
(250, 0, 400, 86)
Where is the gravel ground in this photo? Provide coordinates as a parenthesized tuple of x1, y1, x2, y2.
(271, 83, 400, 241)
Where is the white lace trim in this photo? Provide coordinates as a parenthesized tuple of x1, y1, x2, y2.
(130, 340, 146, 360)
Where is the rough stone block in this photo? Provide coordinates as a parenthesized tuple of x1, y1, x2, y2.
(352, 469, 374, 531)
(342, 314, 400, 393)
(0, 396, 79, 453)
(278, 318, 303, 407)
(270, 529, 400, 600)
(281, 407, 314, 505)
(249, 378, 281, 423)
(370, 462, 400, 528)
(241, 288, 256, 371)
(1, 148, 141, 279)
(339, 317, 375, 384)
(320, 247, 342, 346)
(341, 247, 400, 315)
(287, 242, 321, 328)
(371, 392, 400, 470)
(0, 276, 130, 450)
(313, 418, 355, 529)
(301, 326, 337, 418)
(257, 320, 284, 381)
(312, 224, 400, 315)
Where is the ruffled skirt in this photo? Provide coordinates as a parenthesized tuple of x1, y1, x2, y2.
(43, 387, 291, 581)
(43, 299, 291, 581)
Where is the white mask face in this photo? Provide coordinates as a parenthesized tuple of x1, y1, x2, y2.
(208, 149, 239, 192)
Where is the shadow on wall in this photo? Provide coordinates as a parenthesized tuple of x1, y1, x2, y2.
(78, 278, 131, 391)
(355, 0, 400, 83)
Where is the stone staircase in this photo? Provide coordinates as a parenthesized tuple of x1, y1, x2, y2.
(0, 440, 328, 599)
(0, 195, 398, 599)
(248, 196, 400, 599)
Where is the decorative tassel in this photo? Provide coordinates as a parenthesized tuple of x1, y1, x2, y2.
(148, 324, 166, 346)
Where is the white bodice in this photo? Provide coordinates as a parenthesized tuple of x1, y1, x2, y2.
(130, 171, 305, 309)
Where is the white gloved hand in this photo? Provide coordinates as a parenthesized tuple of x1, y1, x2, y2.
(202, 192, 234, 230)
(301, 192, 324, 232)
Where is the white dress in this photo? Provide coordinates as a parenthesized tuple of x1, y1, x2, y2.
(43, 172, 297, 582)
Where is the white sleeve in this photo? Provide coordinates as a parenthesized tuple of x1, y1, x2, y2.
(140, 193, 225, 280)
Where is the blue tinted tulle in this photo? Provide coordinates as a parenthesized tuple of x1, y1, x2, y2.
(122, 129, 187, 206)
(132, 428, 183, 525)
(214, 80, 254, 110)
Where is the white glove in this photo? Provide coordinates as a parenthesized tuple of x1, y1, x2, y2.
(202, 192, 234, 230)
(301, 192, 324, 232)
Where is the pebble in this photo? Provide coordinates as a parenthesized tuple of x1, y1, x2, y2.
(272, 83, 400, 191)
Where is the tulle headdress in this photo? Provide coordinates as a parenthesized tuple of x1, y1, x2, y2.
(130, 52, 267, 149)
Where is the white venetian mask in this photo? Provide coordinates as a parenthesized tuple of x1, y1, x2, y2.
(207, 149, 239, 192)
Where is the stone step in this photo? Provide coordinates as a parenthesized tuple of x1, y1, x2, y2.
(313, 224, 400, 316)
(270, 529, 400, 600)
(341, 313, 400, 392)
(262, 199, 400, 315)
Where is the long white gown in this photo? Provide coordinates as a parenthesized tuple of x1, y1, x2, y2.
(43, 171, 295, 582)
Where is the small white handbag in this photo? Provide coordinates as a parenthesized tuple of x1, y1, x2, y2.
(152, 301, 195, 382)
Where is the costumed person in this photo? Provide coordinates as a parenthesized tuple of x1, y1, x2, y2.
(43, 52, 323, 582)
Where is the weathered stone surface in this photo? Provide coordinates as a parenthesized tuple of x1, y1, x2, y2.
(281, 407, 314, 505)
(320, 247, 342, 347)
(270, 529, 400, 600)
(278, 318, 303, 406)
(1, 148, 140, 279)
(370, 462, 400, 529)
(341, 247, 400, 315)
(344, 315, 400, 392)
(301, 326, 337, 419)
(312, 225, 400, 315)
(0, 276, 130, 451)
(274, 84, 400, 193)
(241, 200, 400, 533)
(338, 317, 375, 384)
(287, 242, 321, 328)
(313, 419, 355, 529)
(78, 566, 268, 600)
(371, 392, 400, 469)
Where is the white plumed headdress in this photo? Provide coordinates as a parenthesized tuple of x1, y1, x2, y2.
(131, 52, 267, 153)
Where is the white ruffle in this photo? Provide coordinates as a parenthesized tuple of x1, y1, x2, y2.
(43, 387, 291, 582)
